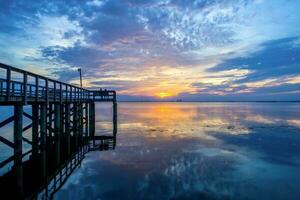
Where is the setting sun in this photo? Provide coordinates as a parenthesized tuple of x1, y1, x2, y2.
(156, 92, 173, 98)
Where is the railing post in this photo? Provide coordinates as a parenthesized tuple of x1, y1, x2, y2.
(6, 66, 11, 100)
(75, 88, 77, 101)
(54, 81, 57, 102)
(76, 88, 80, 101)
(66, 85, 68, 102)
(23, 72, 27, 104)
(35, 76, 39, 101)
(59, 83, 62, 103)
(45, 79, 49, 104)
(70, 86, 73, 102)
(0, 80, 3, 96)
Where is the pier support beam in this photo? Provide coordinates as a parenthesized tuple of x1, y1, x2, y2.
(0, 64, 118, 199)
(88, 102, 95, 144)
(65, 103, 71, 156)
(113, 102, 117, 134)
(32, 104, 39, 157)
(73, 103, 79, 148)
(40, 103, 47, 180)
(14, 104, 23, 199)
(54, 103, 61, 165)
(79, 103, 84, 146)
(85, 102, 89, 143)
(48, 103, 53, 148)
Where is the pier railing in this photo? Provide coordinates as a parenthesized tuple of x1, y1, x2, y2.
(0, 63, 116, 104)
(0, 63, 117, 199)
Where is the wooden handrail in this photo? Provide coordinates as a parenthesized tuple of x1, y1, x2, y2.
(0, 63, 116, 103)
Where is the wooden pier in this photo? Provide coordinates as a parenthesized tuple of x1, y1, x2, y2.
(0, 63, 117, 199)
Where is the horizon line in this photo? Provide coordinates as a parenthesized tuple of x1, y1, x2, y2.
(116, 100, 300, 103)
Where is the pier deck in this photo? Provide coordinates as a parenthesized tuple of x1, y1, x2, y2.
(0, 63, 117, 199)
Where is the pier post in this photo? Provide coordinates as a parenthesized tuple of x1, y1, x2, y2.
(113, 101, 117, 131)
(14, 103, 23, 199)
(54, 103, 61, 165)
(85, 102, 89, 143)
(60, 104, 65, 159)
(6, 66, 11, 100)
(73, 103, 78, 148)
(65, 103, 71, 156)
(48, 103, 53, 148)
(79, 103, 84, 146)
(40, 103, 47, 180)
(0, 64, 118, 199)
(88, 102, 95, 145)
(32, 104, 39, 157)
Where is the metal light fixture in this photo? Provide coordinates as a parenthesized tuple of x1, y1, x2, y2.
(78, 68, 82, 88)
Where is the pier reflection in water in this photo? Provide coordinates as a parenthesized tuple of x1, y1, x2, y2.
(0, 116, 117, 200)
(55, 102, 300, 200)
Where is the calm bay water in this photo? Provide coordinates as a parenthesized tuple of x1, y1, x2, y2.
(54, 102, 300, 200)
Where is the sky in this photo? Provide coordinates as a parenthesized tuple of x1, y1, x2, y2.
(0, 0, 300, 101)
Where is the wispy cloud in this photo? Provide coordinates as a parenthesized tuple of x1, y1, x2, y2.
(0, 0, 300, 100)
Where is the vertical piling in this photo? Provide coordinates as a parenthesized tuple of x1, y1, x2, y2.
(85, 102, 89, 143)
(40, 103, 47, 180)
(54, 103, 61, 165)
(32, 104, 39, 158)
(79, 102, 84, 145)
(48, 103, 53, 147)
(73, 103, 78, 148)
(89, 102, 95, 145)
(14, 104, 23, 199)
(60, 104, 65, 159)
(65, 103, 71, 156)
(113, 101, 117, 134)
(0, 64, 119, 199)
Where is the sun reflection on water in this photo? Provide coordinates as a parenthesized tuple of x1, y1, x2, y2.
(56, 102, 300, 200)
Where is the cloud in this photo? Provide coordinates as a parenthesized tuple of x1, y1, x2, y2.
(1, 0, 300, 100)
(200, 37, 300, 97)
(210, 37, 300, 79)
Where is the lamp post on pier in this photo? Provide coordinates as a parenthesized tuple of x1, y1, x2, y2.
(78, 68, 82, 88)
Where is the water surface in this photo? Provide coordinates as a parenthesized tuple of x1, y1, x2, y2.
(55, 102, 300, 200)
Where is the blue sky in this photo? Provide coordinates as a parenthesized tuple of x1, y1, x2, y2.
(0, 0, 300, 101)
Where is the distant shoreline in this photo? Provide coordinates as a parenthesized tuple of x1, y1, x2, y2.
(117, 101, 300, 103)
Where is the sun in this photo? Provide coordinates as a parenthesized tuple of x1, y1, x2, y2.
(156, 92, 172, 99)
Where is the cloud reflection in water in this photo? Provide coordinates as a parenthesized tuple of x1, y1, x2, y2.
(55, 102, 300, 200)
